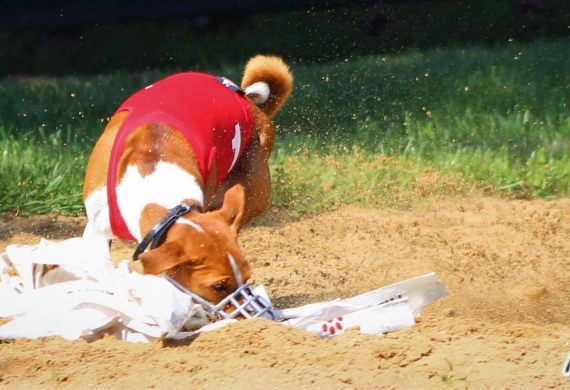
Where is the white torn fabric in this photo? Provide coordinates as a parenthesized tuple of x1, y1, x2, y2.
(0, 236, 207, 342)
(0, 236, 448, 342)
(277, 272, 448, 337)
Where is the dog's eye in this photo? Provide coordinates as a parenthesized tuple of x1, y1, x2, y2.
(213, 284, 229, 293)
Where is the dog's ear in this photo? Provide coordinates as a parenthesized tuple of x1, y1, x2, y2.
(138, 241, 186, 275)
(212, 184, 245, 232)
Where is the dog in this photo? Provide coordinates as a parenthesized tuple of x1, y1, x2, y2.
(82, 55, 293, 309)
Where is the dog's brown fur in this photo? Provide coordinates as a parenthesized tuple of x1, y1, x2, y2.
(207, 55, 294, 223)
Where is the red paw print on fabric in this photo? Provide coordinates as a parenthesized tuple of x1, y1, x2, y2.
(321, 317, 344, 336)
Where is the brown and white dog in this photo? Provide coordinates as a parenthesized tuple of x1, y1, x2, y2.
(82, 55, 293, 309)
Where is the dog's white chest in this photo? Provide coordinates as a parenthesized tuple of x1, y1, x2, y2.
(84, 161, 203, 242)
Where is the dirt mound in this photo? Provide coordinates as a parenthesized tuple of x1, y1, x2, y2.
(1, 195, 570, 388)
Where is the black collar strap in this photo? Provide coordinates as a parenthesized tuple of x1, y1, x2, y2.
(214, 76, 244, 94)
(133, 203, 203, 260)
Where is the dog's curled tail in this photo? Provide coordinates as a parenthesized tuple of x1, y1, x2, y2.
(241, 55, 293, 119)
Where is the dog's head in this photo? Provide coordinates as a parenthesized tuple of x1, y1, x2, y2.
(138, 184, 251, 309)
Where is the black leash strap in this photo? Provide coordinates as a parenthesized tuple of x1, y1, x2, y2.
(133, 203, 202, 260)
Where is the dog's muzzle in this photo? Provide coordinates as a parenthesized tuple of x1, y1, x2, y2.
(161, 254, 276, 320)
(161, 273, 277, 320)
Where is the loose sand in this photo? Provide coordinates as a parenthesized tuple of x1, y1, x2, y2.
(1, 195, 569, 388)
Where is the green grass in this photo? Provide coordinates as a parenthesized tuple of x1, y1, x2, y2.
(269, 38, 570, 216)
(0, 126, 86, 215)
(1, 37, 570, 217)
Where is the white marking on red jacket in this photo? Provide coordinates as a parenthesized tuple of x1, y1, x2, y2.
(230, 124, 241, 171)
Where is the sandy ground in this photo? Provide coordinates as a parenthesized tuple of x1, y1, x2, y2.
(1, 195, 570, 388)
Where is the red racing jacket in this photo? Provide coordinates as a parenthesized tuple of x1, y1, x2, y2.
(107, 72, 255, 241)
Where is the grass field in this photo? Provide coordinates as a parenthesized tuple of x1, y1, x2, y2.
(1, 32, 570, 217)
